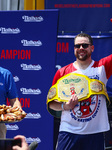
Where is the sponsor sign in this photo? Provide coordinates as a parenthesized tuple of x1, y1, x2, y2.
(0, 10, 58, 150)
(45, 0, 112, 32)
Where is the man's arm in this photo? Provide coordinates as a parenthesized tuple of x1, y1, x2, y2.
(49, 94, 78, 111)
(9, 98, 22, 109)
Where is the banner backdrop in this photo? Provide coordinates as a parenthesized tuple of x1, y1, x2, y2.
(0, 10, 58, 150)
(45, 0, 112, 33)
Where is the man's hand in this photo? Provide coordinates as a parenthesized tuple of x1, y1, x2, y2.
(9, 98, 22, 109)
(63, 94, 78, 110)
(12, 135, 29, 150)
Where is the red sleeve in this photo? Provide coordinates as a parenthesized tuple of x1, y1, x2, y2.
(52, 66, 70, 85)
(93, 54, 112, 79)
(52, 63, 77, 85)
(102, 54, 112, 79)
(52, 69, 60, 85)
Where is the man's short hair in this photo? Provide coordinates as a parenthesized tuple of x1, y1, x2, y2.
(74, 33, 93, 45)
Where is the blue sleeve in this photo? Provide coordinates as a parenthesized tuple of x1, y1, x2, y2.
(6, 70, 18, 99)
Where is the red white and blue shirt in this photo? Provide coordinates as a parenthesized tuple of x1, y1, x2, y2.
(52, 55, 112, 134)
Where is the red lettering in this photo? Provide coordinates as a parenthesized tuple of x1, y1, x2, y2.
(62, 42, 69, 53)
(6, 50, 12, 59)
(54, 3, 110, 8)
(0, 50, 31, 59)
(104, 4, 110, 8)
(25, 98, 30, 107)
(95, 4, 103, 8)
(57, 42, 61, 53)
(25, 50, 31, 59)
(13, 50, 18, 59)
(18, 50, 21, 59)
(21, 50, 26, 59)
(6, 98, 10, 106)
(6, 98, 30, 108)
(56, 42, 69, 53)
(21, 50, 31, 59)
(0, 50, 6, 59)
(20, 98, 30, 108)
(93, 4, 96, 8)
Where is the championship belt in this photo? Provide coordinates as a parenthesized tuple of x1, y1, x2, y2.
(47, 73, 110, 105)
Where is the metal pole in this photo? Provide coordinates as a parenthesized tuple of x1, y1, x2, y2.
(7, 0, 11, 10)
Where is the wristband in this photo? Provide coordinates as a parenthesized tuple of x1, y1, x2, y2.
(61, 103, 64, 111)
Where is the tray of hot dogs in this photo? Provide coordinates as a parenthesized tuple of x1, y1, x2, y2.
(0, 105, 26, 123)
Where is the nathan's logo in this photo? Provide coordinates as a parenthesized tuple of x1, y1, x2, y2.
(0, 27, 20, 34)
(63, 78, 81, 84)
(21, 40, 42, 46)
(6, 124, 19, 130)
(25, 113, 41, 119)
(56, 65, 61, 70)
(22, 15, 43, 22)
(21, 64, 42, 70)
(26, 137, 41, 144)
(13, 76, 19, 82)
(20, 88, 41, 95)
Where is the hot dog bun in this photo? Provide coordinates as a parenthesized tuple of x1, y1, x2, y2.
(0, 104, 26, 122)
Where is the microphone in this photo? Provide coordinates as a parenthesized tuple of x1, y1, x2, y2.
(29, 141, 38, 150)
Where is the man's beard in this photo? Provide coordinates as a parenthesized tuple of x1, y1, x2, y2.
(75, 51, 92, 61)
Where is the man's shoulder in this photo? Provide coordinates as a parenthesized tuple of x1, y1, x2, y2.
(57, 63, 76, 76)
(61, 63, 73, 70)
(59, 63, 74, 72)
(93, 54, 112, 67)
(0, 67, 11, 75)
